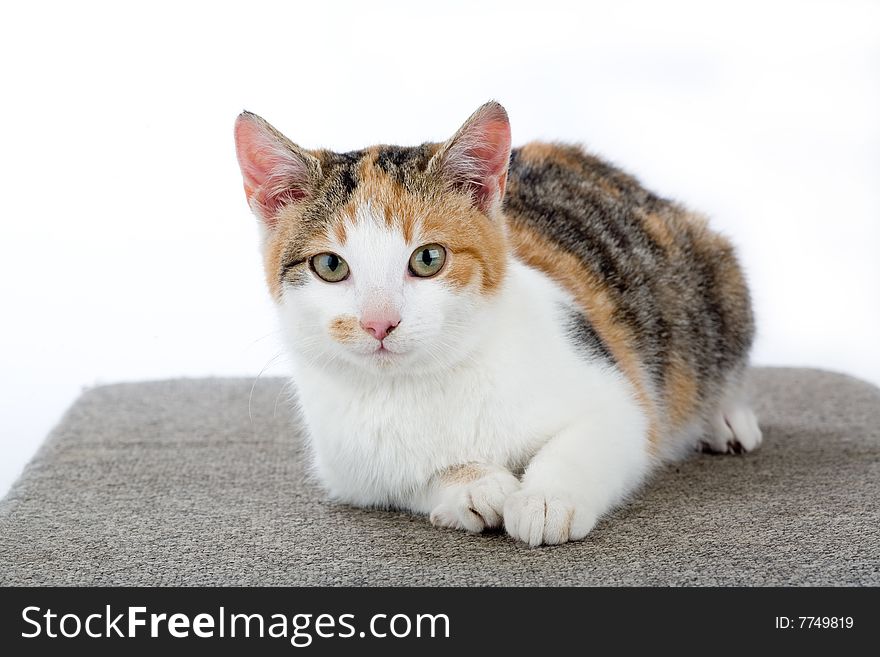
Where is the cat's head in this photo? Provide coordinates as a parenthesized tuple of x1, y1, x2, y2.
(234, 102, 512, 375)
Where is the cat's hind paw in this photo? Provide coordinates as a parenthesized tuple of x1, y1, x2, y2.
(429, 466, 520, 533)
(701, 403, 763, 455)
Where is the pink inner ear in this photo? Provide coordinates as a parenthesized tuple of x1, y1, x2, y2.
(234, 115, 310, 222)
(469, 119, 511, 210)
(470, 119, 512, 177)
(234, 118, 277, 193)
(443, 107, 512, 213)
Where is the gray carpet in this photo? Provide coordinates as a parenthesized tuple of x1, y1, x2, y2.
(1, 368, 878, 586)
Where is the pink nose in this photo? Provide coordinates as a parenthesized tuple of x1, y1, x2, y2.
(360, 317, 400, 341)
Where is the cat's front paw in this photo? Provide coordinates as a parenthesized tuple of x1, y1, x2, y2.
(429, 466, 520, 533)
(503, 489, 599, 547)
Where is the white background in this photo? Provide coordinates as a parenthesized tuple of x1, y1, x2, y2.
(2, 0, 878, 497)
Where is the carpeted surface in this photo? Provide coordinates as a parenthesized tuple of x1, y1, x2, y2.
(1, 368, 878, 586)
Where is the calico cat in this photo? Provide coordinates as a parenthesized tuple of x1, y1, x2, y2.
(233, 102, 761, 546)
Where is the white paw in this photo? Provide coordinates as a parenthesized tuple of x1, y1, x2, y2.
(429, 468, 520, 533)
(503, 489, 598, 547)
(702, 403, 763, 454)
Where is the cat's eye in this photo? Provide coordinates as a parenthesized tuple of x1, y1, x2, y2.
(409, 243, 447, 278)
(310, 252, 350, 283)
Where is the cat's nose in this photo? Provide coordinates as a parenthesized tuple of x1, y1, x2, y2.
(360, 317, 400, 341)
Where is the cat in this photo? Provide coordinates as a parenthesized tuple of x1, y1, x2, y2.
(233, 101, 761, 546)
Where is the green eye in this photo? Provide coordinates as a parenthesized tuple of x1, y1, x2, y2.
(310, 252, 350, 282)
(409, 243, 447, 278)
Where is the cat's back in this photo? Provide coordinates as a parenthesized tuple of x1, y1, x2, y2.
(504, 142, 755, 439)
(505, 142, 704, 254)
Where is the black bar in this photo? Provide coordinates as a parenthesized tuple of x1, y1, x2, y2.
(0, 587, 874, 654)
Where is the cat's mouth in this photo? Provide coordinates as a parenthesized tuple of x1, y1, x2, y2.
(372, 342, 403, 358)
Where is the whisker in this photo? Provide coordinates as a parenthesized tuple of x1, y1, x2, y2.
(249, 352, 285, 424)
(274, 378, 296, 418)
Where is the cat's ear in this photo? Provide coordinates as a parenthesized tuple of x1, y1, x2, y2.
(234, 111, 321, 226)
(429, 101, 512, 216)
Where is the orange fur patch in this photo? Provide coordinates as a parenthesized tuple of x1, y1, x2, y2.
(443, 250, 481, 290)
(417, 195, 507, 294)
(518, 142, 584, 169)
(638, 208, 677, 251)
(263, 229, 287, 300)
(332, 213, 350, 245)
(596, 177, 623, 199)
(329, 314, 360, 343)
(440, 462, 488, 486)
(665, 353, 699, 429)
